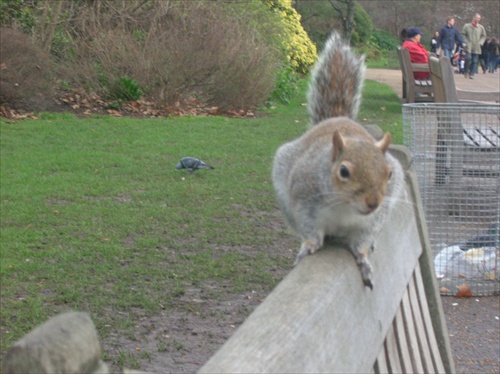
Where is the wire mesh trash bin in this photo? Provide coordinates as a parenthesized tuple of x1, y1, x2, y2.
(403, 103, 499, 296)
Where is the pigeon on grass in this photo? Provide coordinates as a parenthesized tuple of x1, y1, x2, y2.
(175, 157, 215, 173)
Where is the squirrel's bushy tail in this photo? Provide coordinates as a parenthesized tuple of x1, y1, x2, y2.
(307, 32, 365, 125)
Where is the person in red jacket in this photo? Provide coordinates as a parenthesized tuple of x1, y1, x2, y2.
(402, 27, 430, 79)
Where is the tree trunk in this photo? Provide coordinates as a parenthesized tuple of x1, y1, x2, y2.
(34, 0, 65, 52)
(328, 0, 356, 42)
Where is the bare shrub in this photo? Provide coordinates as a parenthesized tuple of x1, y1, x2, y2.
(0, 28, 58, 110)
(64, 1, 282, 110)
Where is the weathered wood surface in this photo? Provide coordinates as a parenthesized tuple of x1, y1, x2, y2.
(429, 56, 500, 104)
(199, 147, 454, 374)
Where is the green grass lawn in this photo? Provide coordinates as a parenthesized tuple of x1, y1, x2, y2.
(0, 78, 402, 370)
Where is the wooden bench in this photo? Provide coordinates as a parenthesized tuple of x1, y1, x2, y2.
(429, 55, 500, 104)
(397, 47, 434, 103)
(199, 146, 455, 374)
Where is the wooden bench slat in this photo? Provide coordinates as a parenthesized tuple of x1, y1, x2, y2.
(415, 80, 432, 87)
(402, 288, 425, 373)
(394, 305, 414, 373)
(374, 349, 389, 374)
(383, 320, 404, 373)
(414, 263, 447, 373)
(408, 271, 437, 373)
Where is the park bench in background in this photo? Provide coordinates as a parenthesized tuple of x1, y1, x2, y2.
(200, 146, 455, 373)
(428, 55, 500, 104)
(397, 47, 434, 104)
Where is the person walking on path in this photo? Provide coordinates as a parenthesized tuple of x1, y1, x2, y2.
(438, 17, 465, 60)
(479, 38, 490, 74)
(488, 37, 499, 73)
(462, 13, 487, 79)
(401, 27, 430, 80)
(430, 31, 440, 54)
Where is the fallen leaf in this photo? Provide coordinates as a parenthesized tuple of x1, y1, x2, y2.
(455, 283, 473, 297)
(106, 109, 121, 116)
(440, 287, 449, 294)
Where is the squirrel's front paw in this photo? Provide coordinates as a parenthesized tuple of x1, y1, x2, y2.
(357, 255, 374, 290)
(294, 239, 320, 265)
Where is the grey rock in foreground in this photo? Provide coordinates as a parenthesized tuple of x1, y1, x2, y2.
(2, 311, 108, 374)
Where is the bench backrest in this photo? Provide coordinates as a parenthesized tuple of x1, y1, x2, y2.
(429, 56, 500, 103)
(199, 146, 455, 374)
(397, 47, 434, 103)
(428, 56, 459, 102)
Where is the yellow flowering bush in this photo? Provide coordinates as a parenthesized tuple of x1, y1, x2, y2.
(263, 0, 317, 74)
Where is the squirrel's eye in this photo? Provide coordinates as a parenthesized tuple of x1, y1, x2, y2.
(388, 170, 393, 179)
(340, 164, 350, 179)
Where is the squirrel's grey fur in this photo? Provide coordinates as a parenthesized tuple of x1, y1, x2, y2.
(272, 32, 404, 289)
(307, 32, 365, 124)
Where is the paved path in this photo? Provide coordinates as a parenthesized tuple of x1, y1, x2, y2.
(365, 68, 499, 99)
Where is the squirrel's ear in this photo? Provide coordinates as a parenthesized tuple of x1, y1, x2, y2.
(376, 132, 391, 154)
(332, 130, 345, 161)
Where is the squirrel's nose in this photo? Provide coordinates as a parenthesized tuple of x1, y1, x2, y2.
(365, 197, 380, 213)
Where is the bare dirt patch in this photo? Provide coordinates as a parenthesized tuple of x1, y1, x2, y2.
(100, 209, 297, 372)
(103, 291, 262, 372)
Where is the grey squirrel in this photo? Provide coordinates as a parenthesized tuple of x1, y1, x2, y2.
(272, 32, 404, 289)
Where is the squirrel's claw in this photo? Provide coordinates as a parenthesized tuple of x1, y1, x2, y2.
(294, 239, 321, 265)
(351, 248, 374, 290)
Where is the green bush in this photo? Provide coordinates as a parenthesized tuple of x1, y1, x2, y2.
(268, 63, 299, 105)
(351, 3, 373, 47)
(0, 0, 35, 32)
(111, 77, 143, 101)
(371, 29, 400, 51)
